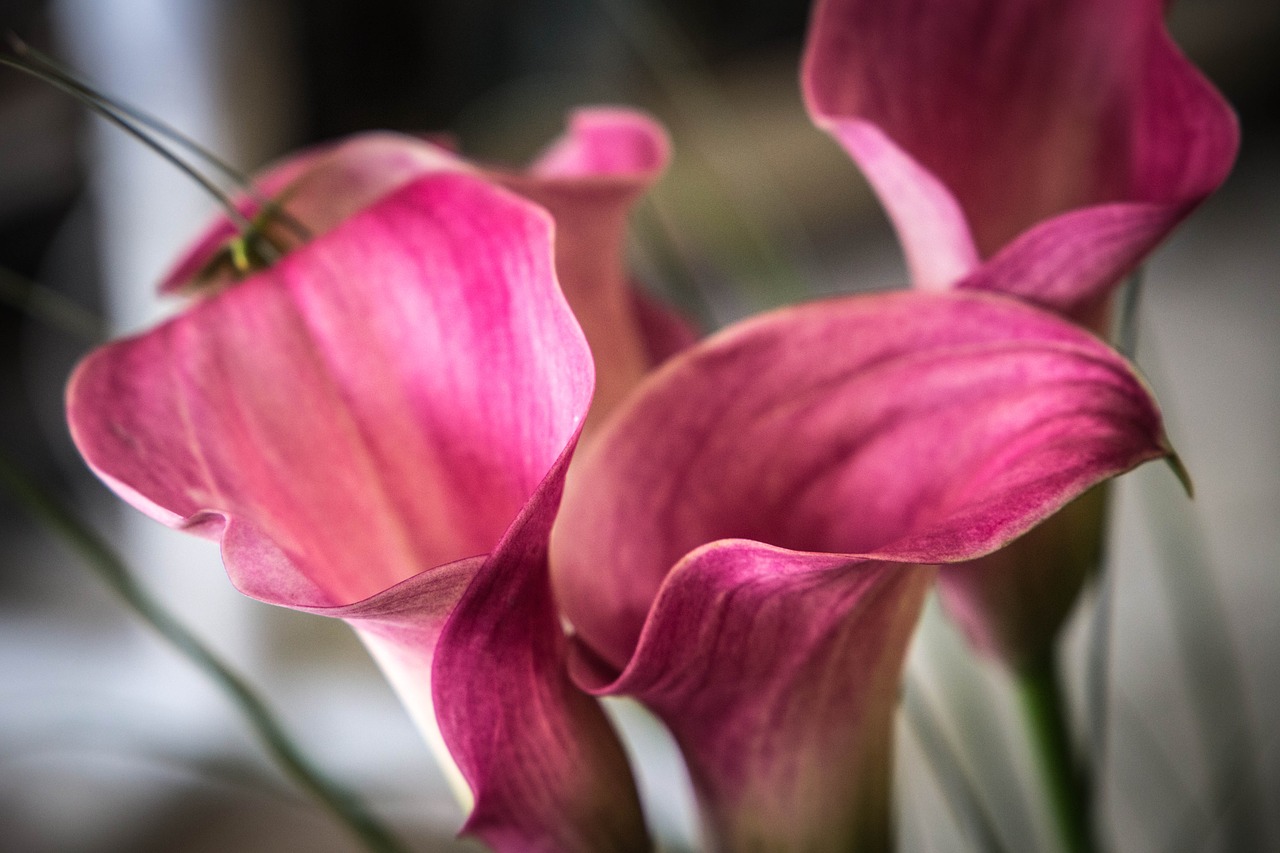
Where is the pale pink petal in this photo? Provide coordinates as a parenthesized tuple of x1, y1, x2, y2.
(493, 108, 675, 428)
(553, 290, 1170, 847)
(69, 173, 646, 850)
(159, 133, 463, 294)
(76, 174, 575, 605)
(163, 112, 686, 429)
(803, 0, 1238, 318)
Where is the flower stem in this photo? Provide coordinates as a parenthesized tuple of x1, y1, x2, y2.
(1017, 653, 1092, 853)
(4, 37, 311, 248)
(0, 452, 409, 853)
(0, 266, 105, 343)
(0, 53, 253, 234)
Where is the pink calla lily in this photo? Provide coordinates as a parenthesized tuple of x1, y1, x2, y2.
(67, 172, 649, 851)
(552, 290, 1172, 849)
(491, 108, 692, 428)
(802, 0, 1233, 670)
(802, 0, 1238, 323)
(160, 108, 685, 430)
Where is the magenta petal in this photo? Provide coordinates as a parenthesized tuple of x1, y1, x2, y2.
(553, 290, 1169, 846)
(555, 291, 1169, 669)
(575, 544, 933, 849)
(528, 108, 670, 180)
(494, 108, 676, 428)
(803, 0, 1238, 317)
(435, 451, 649, 851)
(69, 173, 646, 848)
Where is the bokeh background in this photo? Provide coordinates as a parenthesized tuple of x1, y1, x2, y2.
(1, 0, 1277, 850)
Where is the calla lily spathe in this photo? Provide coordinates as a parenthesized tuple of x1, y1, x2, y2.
(802, 0, 1234, 669)
(160, 108, 685, 429)
(552, 289, 1173, 850)
(803, 0, 1239, 324)
(490, 108, 695, 427)
(67, 166, 649, 850)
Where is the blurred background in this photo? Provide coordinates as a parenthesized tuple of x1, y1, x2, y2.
(0, 0, 1277, 850)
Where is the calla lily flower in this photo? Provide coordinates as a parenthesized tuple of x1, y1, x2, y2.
(159, 108, 685, 431)
(551, 289, 1173, 849)
(802, 0, 1234, 670)
(490, 108, 694, 428)
(802, 0, 1239, 324)
(67, 171, 649, 850)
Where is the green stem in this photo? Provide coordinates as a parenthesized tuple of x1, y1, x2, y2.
(1017, 654, 1092, 853)
(0, 453, 409, 853)
(4, 37, 311, 247)
(0, 54, 253, 233)
(0, 266, 105, 343)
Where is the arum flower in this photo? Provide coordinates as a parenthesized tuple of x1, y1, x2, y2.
(551, 289, 1173, 850)
(802, 0, 1239, 324)
(160, 108, 685, 431)
(67, 167, 649, 849)
(801, 0, 1233, 668)
(489, 108, 694, 428)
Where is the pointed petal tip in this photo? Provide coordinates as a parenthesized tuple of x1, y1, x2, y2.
(1164, 449, 1195, 499)
(1153, 422, 1193, 498)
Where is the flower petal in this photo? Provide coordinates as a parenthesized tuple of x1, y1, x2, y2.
(494, 108, 675, 427)
(163, 111, 686, 428)
(553, 289, 1169, 847)
(69, 172, 647, 849)
(803, 0, 1238, 317)
(529, 108, 670, 180)
(572, 544, 932, 850)
(159, 132, 463, 294)
(74, 173, 580, 605)
(555, 290, 1169, 669)
(435, 450, 650, 851)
